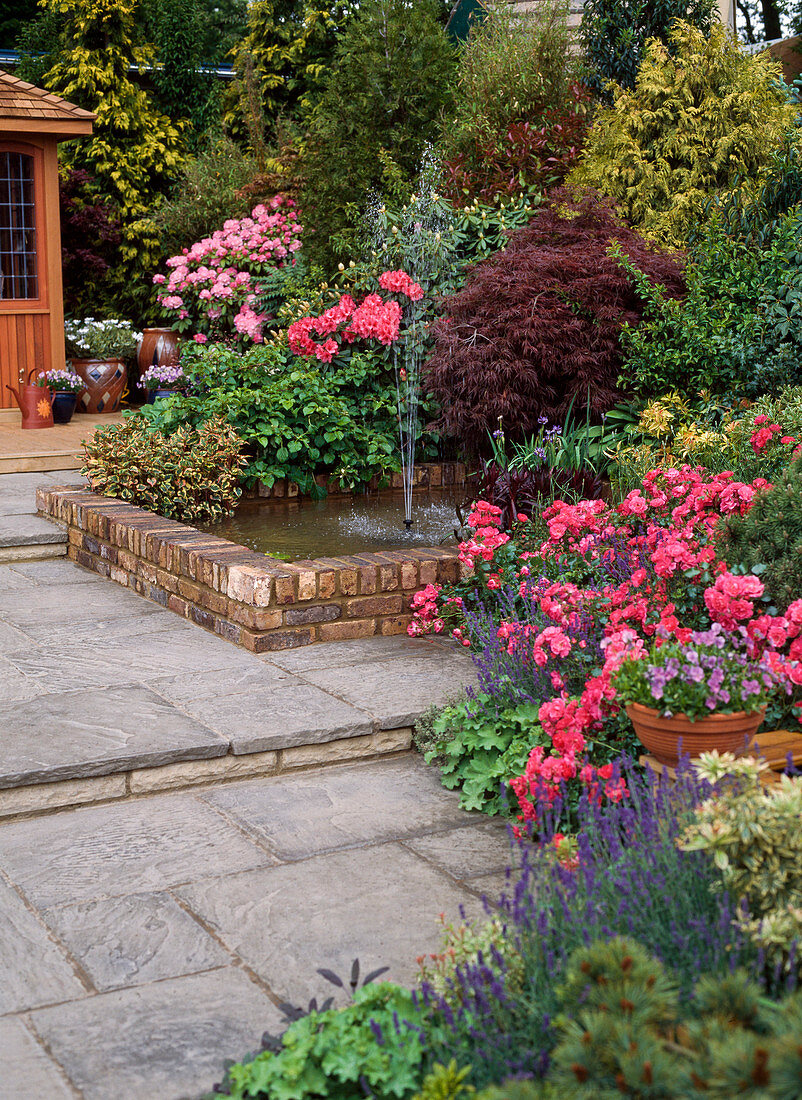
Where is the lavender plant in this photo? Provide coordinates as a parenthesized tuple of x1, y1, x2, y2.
(420, 761, 753, 1088)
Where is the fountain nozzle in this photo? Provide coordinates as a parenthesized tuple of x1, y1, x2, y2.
(404, 518, 413, 529)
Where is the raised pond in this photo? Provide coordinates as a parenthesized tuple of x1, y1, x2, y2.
(198, 487, 465, 560)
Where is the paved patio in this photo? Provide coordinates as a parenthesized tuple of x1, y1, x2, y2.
(0, 756, 514, 1099)
(0, 471, 502, 1098)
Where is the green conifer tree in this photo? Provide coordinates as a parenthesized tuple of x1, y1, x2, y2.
(36, 0, 183, 312)
(569, 21, 800, 248)
(579, 0, 716, 98)
(299, 0, 457, 269)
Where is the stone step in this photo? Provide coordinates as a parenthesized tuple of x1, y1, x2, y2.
(0, 513, 67, 562)
(0, 729, 413, 821)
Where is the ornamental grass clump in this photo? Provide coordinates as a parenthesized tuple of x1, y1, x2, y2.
(613, 624, 784, 719)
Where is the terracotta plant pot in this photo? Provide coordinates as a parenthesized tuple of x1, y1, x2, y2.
(137, 328, 180, 375)
(626, 702, 766, 768)
(72, 359, 127, 414)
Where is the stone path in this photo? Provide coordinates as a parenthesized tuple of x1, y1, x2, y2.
(0, 757, 514, 1099)
(0, 556, 475, 814)
(0, 473, 501, 1097)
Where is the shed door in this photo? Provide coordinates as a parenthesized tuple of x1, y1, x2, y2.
(0, 143, 50, 409)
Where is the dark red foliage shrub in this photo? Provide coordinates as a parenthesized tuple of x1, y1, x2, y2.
(423, 190, 686, 452)
(59, 169, 122, 316)
(442, 83, 592, 204)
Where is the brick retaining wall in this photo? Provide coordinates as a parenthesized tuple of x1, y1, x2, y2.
(37, 486, 464, 652)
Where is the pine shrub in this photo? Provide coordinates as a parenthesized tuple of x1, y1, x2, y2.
(719, 455, 802, 613)
(423, 190, 685, 451)
(569, 22, 800, 248)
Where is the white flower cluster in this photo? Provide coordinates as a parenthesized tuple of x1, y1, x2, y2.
(65, 317, 143, 360)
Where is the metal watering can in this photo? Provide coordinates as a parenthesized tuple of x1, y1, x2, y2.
(6, 369, 54, 429)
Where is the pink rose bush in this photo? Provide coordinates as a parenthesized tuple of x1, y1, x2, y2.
(410, 464, 802, 826)
(153, 196, 302, 345)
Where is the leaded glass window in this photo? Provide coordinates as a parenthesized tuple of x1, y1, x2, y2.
(0, 152, 38, 300)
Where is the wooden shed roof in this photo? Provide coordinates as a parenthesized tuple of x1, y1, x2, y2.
(0, 70, 94, 137)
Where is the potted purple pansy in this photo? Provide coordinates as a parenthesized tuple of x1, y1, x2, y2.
(35, 368, 84, 424)
(140, 362, 185, 402)
(612, 624, 782, 767)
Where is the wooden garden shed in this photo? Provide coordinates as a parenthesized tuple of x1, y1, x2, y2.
(0, 71, 94, 409)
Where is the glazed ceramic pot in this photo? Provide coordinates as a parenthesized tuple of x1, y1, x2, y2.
(137, 328, 180, 374)
(72, 358, 127, 414)
(51, 392, 77, 424)
(626, 702, 765, 767)
(144, 388, 176, 404)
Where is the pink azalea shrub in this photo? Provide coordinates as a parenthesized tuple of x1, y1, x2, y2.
(410, 464, 802, 825)
(153, 196, 302, 345)
(287, 272, 423, 364)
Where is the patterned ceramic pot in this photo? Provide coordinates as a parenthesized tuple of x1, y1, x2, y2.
(137, 328, 180, 374)
(72, 359, 127, 414)
(626, 702, 765, 768)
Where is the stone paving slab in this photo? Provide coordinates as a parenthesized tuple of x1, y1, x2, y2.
(8, 558, 105, 585)
(202, 757, 473, 860)
(178, 680, 374, 754)
(0, 578, 168, 631)
(177, 842, 486, 1007)
(0, 1017, 75, 1098)
(264, 633, 455, 671)
(0, 685, 228, 788)
(0, 793, 277, 907)
(0, 877, 86, 1014)
(43, 891, 232, 992)
(0, 653, 47, 707)
(30, 967, 284, 1100)
(0, 472, 82, 516)
(297, 653, 475, 728)
(0, 513, 67, 546)
(403, 820, 515, 880)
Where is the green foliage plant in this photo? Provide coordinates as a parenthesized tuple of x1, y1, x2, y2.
(570, 22, 800, 249)
(152, 134, 264, 257)
(298, 0, 457, 268)
(217, 982, 425, 1100)
(579, 0, 715, 99)
(413, 1062, 475, 1100)
(35, 0, 184, 313)
(418, 915, 525, 1009)
(719, 454, 802, 611)
(440, 0, 589, 203)
(619, 208, 802, 400)
(138, 341, 399, 493)
(82, 415, 245, 523)
(425, 694, 546, 813)
(681, 752, 802, 985)
(142, 0, 216, 139)
(545, 937, 802, 1098)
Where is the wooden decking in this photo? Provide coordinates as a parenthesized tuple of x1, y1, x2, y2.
(641, 728, 802, 786)
(0, 408, 123, 473)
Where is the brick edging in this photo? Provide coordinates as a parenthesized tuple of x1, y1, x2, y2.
(37, 488, 463, 651)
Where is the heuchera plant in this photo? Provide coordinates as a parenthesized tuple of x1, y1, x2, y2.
(410, 465, 802, 824)
(153, 197, 302, 345)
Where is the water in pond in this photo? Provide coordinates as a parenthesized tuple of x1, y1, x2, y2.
(199, 488, 465, 561)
